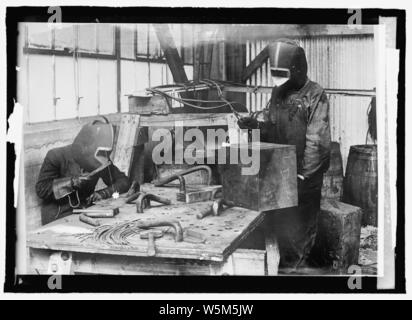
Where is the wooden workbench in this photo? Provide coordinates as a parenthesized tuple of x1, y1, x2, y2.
(27, 184, 274, 276)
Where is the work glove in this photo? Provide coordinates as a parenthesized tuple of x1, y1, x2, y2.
(71, 174, 90, 189)
(86, 188, 112, 205)
(237, 116, 260, 130)
(52, 175, 88, 200)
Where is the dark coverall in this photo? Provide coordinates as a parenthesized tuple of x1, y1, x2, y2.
(263, 79, 331, 268)
(36, 145, 130, 225)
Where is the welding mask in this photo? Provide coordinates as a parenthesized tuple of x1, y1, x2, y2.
(72, 117, 114, 172)
(268, 39, 308, 89)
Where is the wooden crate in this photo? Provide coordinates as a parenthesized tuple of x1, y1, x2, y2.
(128, 95, 170, 115)
(311, 199, 363, 273)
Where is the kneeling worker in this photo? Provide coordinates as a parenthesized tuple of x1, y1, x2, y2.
(36, 117, 130, 225)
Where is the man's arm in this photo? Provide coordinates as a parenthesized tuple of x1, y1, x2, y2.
(97, 164, 131, 198)
(35, 150, 61, 201)
(300, 92, 331, 179)
(36, 149, 89, 201)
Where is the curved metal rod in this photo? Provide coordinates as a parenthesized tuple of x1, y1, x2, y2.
(153, 165, 212, 187)
(136, 193, 172, 213)
(136, 219, 183, 242)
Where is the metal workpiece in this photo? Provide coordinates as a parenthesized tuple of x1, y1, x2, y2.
(136, 219, 183, 242)
(153, 165, 213, 188)
(135, 193, 172, 213)
(140, 229, 164, 257)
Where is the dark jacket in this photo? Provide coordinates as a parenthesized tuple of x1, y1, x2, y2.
(263, 79, 331, 182)
(36, 144, 130, 224)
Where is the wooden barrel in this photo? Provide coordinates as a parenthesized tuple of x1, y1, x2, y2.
(321, 142, 344, 201)
(343, 144, 378, 226)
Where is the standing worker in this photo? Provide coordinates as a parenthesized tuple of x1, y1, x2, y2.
(238, 39, 331, 271)
(35, 117, 130, 225)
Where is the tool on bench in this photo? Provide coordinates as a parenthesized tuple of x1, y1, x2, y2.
(73, 207, 120, 217)
(140, 229, 164, 256)
(76, 180, 141, 226)
(137, 219, 183, 242)
(75, 207, 119, 227)
(78, 217, 184, 246)
(135, 193, 171, 213)
(152, 165, 221, 203)
(78, 213, 103, 227)
(196, 199, 235, 219)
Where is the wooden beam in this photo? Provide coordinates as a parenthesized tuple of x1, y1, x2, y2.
(152, 24, 189, 84)
(139, 112, 248, 127)
(241, 46, 269, 82)
(152, 24, 196, 112)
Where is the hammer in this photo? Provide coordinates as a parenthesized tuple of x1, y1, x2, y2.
(196, 199, 235, 219)
(74, 208, 120, 226)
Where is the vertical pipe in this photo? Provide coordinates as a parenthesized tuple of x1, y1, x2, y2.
(94, 24, 100, 115)
(115, 25, 121, 113)
(73, 24, 80, 118)
(25, 24, 30, 122)
(147, 24, 151, 87)
(246, 40, 250, 111)
(51, 25, 57, 120)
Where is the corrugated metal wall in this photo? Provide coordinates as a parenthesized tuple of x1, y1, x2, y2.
(246, 35, 375, 171)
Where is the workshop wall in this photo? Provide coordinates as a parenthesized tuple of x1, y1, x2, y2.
(245, 35, 375, 171)
(17, 23, 195, 124)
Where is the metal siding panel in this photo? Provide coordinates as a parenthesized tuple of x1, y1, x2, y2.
(78, 57, 98, 117)
(28, 55, 54, 122)
(98, 59, 117, 115)
(134, 61, 150, 92)
(55, 56, 77, 120)
(120, 60, 136, 112)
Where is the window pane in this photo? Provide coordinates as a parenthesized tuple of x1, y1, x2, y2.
(54, 24, 75, 51)
(120, 24, 135, 59)
(98, 24, 114, 54)
(182, 25, 194, 64)
(78, 24, 97, 52)
(148, 25, 162, 59)
(27, 23, 52, 49)
(136, 24, 148, 57)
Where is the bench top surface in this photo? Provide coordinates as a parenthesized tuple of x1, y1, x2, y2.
(27, 184, 264, 262)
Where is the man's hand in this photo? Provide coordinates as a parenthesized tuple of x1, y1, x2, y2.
(237, 116, 259, 130)
(86, 189, 112, 205)
(71, 175, 90, 189)
(86, 191, 104, 205)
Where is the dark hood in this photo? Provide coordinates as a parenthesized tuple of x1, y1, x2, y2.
(268, 39, 308, 91)
(71, 118, 113, 172)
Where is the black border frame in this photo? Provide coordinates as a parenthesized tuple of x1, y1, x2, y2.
(5, 6, 406, 294)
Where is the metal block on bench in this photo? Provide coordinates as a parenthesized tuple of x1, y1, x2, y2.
(219, 142, 298, 212)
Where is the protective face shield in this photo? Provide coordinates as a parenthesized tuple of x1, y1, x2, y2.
(72, 117, 114, 172)
(268, 39, 308, 89)
(270, 68, 290, 87)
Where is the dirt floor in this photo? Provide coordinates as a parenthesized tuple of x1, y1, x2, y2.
(358, 225, 378, 275)
(278, 226, 378, 276)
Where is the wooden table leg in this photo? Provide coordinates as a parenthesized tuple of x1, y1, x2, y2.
(264, 229, 280, 276)
(47, 251, 73, 275)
